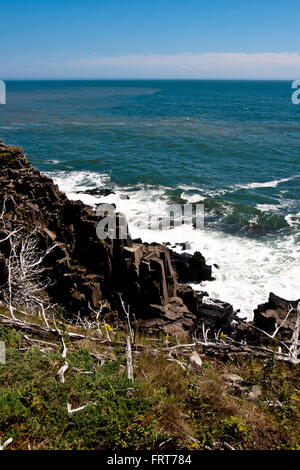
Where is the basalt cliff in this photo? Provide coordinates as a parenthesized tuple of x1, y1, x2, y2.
(0, 142, 299, 344)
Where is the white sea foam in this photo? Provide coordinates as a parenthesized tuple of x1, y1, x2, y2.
(256, 204, 281, 212)
(48, 170, 111, 194)
(180, 192, 206, 203)
(285, 212, 300, 228)
(50, 170, 300, 321)
(237, 175, 300, 190)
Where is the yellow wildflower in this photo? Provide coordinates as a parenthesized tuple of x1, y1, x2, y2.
(101, 323, 112, 332)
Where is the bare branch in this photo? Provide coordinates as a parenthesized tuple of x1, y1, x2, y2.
(126, 336, 134, 382)
(57, 361, 69, 383)
(290, 302, 300, 359)
(0, 437, 13, 450)
(272, 305, 294, 338)
(119, 293, 134, 344)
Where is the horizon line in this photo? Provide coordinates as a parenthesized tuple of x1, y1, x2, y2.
(1, 77, 297, 81)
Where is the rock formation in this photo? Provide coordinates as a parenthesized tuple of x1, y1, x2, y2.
(237, 292, 300, 345)
(1, 142, 298, 345)
(0, 143, 214, 336)
(169, 249, 213, 283)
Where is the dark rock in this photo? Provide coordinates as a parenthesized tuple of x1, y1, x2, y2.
(177, 284, 208, 313)
(169, 249, 212, 283)
(77, 188, 115, 197)
(0, 143, 180, 323)
(196, 298, 237, 337)
(138, 297, 196, 337)
(175, 242, 191, 251)
(0, 141, 253, 342)
(237, 293, 300, 345)
(0, 255, 8, 285)
(254, 293, 299, 341)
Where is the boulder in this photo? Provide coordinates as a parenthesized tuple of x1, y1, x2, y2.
(196, 298, 237, 338)
(237, 293, 300, 345)
(188, 351, 203, 374)
(169, 249, 212, 283)
(138, 297, 196, 337)
(177, 284, 208, 314)
(254, 293, 300, 342)
(77, 188, 115, 197)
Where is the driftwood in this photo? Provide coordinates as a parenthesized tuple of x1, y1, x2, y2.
(0, 310, 299, 365)
(125, 336, 134, 382)
(72, 367, 94, 375)
(57, 361, 69, 384)
(67, 403, 88, 414)
(24, 335, 59, 349)
(0, 437, 13, 450)
(0, 314, 147, 350)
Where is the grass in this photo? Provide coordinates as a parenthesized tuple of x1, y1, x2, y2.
(0, 321, 299, 451)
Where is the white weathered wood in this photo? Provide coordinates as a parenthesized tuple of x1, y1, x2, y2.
(0, 437, 13, 450)
(67, 403, 88, 414)
(24, 335, 59, 349)
(126, 336, 134, 382)
(119, 293, 134, 344)
(72, 367, 94, 375)
(290, 302, 300, 359)
(57, 361, 69, 383)
(272, 305, 293, 338)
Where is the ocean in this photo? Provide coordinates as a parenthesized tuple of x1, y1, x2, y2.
(0, 80, 299, 319)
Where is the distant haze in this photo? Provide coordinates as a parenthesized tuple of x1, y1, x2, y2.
(0, 0, 300, 80)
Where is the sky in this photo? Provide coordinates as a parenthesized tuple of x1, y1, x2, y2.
(0, 0, 300, 79)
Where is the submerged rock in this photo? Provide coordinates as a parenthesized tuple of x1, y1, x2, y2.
(77, 188, 115, 197)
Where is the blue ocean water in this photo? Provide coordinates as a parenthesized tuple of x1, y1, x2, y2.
(0, 80, 299, 317)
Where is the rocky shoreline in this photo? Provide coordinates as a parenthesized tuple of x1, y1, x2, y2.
(0, 142, 299, 347)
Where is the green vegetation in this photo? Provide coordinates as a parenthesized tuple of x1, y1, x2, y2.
(0, 323, 299, 450)
(0, 146, 22, 167)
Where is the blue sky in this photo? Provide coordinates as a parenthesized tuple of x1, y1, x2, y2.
(1, 0, 300, 79)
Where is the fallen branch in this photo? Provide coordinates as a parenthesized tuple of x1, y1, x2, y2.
(223, 441, 236, 451)
(0, 314, 147, 349)
(290, 302, 300, 359)
(0, 437, 13, 450)
(24, 335, 59, 350)
(125, 336, 134, 382)
(67, 403, 88, 414)
(57, 361, 69, 384)
(67, 402, 96, 414)
(72, 367, 94, 375)
(119, 293, 134, 344)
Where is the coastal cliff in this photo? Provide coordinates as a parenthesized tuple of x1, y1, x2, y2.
(0, 142, 227, 337)
(0, 142, 299, 345)
(0, 142, 299, 451)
